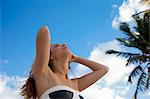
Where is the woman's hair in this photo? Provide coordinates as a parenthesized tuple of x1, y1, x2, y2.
(20, 58, 71, 99)
(20, 71, 36, 99)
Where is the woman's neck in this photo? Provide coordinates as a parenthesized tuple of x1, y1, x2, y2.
(53, 59, 69, 80)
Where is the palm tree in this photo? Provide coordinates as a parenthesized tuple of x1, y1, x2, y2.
(106, 9, 150, 99)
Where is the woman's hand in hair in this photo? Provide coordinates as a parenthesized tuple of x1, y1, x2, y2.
(69, 54, 78, 63)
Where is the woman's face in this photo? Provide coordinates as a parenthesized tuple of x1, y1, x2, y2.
(50, 43, 72, 60)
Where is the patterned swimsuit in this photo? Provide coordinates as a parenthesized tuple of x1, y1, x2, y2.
(39, 85, 84, 99)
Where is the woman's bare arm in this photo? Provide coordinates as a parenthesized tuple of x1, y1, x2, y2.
(32, 26, 51, 75)
(71, 56, 109, 91)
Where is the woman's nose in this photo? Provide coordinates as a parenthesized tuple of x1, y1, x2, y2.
(62, 43, 66, 46)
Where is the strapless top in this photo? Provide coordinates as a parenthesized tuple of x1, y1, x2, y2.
(39, 85, 84, 99)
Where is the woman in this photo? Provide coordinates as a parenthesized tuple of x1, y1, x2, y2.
(20, 26, 109, 99)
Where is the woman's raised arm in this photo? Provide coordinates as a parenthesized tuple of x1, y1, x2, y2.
(32, 26, 51, 75)
(71, 56, 109, 92)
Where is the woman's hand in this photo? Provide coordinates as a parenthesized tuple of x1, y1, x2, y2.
(70, 54, 77, 62)
(69, 53, 79, 63)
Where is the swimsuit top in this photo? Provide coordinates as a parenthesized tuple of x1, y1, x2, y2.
(39, 85, 84, 99)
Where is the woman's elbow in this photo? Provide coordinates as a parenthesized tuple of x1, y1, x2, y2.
(103, 66, 109, 74)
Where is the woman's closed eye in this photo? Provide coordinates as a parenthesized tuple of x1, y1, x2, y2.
(53, 44, 59, 47)
(53, 44, 64, 48)
(54, 45, 58, 47)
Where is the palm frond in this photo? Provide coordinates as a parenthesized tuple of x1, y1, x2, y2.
(132, 9, 150, 43)
(116, 35, 150, 54)
(132, 14, 144, 35)
(117, 18, 150, 53)
(144, 63, 150, 91)
(106, 50, 140, 62)
(119, 22, 131, 34)
(143, 11, 150, 42)
(116, 30, 144, 47)
(119, 23, 140, 40)
(116, 37, 140, 49)
(126, 56, 136, 66)
(145, 73, 150, 91)
(133, 90, 138, 99)
(128, 65, 143, 83)
(126, 55, 149, 66)
(116, 37, 130, 46)
(133, 71, 147, 99)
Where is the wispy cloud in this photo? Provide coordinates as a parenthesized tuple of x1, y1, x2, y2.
(0, 60, 9, 65)
(112, 4, 118, 8)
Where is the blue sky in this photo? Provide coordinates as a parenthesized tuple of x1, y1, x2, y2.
(1, 0, 150, 99)
(1, 0, 122, 76)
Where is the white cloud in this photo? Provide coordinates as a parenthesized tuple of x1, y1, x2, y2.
(75, 40, 134, 86)
(0, 74, 26, 99)
(74, 40, 150, 99)
(112, 16, 120, 29)
(112, 0, 150, 28)
(74, 40, 134, 99)
(81, 84, 123, 99)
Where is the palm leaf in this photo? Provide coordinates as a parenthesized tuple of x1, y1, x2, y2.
(145, 72, 150, 91)
(116, 37, 130, 46)
(116, 35, 150, 54)
(126, 55, 149, 66)
(133, 71, 147, 99)
(106, 50, 140, 61)
(106, 50, 130, 58)
(132, 9, 150, 43)
(116, 37, 140, 49)
(119, 23, 140, 39)
(143, 11, 150, 42)
(132, 90, 138, 99)
(119, 22, 131, 34)
(128, 65, 143, 83)
(115, 33, 144, 50)
(144, 63, 150, 91)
